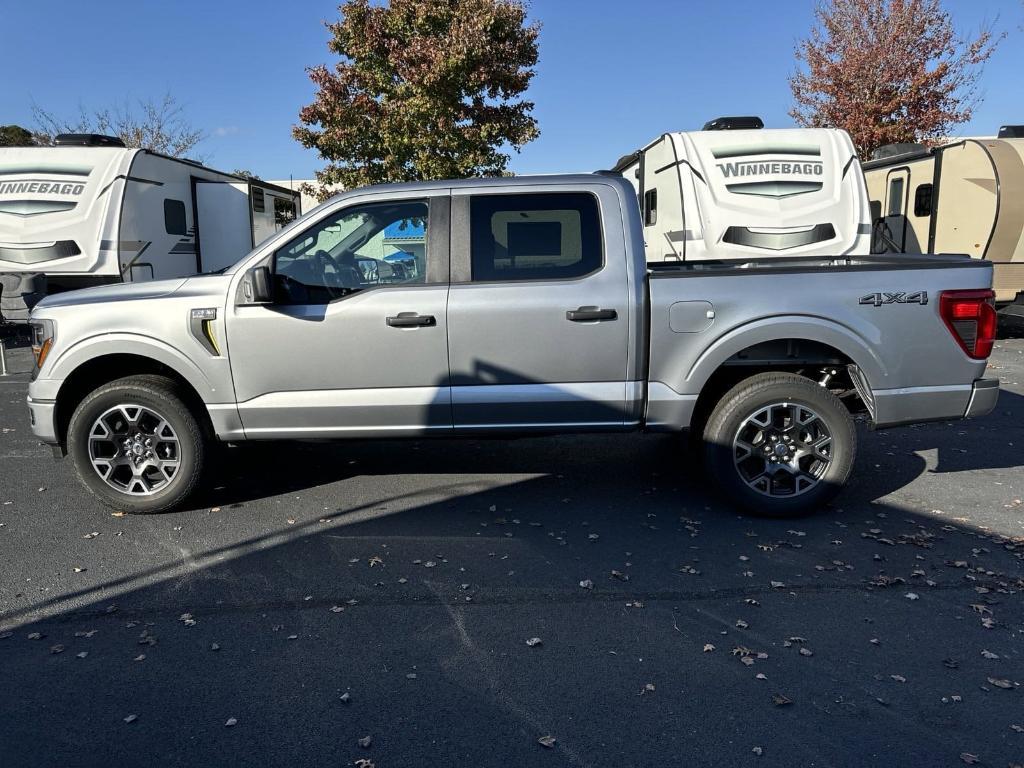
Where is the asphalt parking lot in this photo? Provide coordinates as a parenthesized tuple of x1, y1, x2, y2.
(0, 334, 1022, 768)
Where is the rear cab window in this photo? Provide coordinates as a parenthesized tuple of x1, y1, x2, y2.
(469, 192, 602, 282)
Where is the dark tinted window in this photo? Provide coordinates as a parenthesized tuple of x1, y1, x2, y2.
(164, 199, 187, 235)
(913, 183, 933, 217)
(643, 188, 657, 226)
(469, 192, 602, 282)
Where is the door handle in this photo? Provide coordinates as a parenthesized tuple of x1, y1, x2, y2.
(386, 312, 436, 328)
(566, 306, 617, 322)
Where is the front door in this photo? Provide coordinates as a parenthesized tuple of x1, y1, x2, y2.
(225, 192, 451, 438)
(446, 188, 631, 429)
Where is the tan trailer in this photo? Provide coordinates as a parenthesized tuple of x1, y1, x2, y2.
(862, 126, 1024, 317)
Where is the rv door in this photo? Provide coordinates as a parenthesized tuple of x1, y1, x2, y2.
(194, 180, 253, 272)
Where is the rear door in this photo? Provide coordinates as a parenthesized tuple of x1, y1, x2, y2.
(446, 185, 632, 429)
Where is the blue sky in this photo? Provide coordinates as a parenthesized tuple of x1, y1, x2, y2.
(2, 0, 1020, 179)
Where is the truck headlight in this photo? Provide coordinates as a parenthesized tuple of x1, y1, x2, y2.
(29, 319, 56, 369)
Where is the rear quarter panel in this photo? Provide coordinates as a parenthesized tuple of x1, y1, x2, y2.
(648, 262, 993, 404)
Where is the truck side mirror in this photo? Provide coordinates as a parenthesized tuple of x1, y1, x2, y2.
(248, 266, 273, 304)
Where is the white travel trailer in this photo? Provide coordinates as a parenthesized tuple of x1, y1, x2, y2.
(0, 134, 300, 320)
(612, 117, 872, 262)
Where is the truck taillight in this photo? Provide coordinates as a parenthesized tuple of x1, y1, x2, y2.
(939, 289, 996, 359)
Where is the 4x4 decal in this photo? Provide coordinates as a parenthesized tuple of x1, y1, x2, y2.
(859, 291, 928, 307)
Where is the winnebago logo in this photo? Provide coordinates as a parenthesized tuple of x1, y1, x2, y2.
(717, 160, 824, 178)
(0, 180, 86, 195)
(859, 291, 928, 307)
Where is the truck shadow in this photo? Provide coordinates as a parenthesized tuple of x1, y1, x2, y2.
(1, 456, 1021, 767)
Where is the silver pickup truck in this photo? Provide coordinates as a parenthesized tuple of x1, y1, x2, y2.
(25, 174, 999, 515)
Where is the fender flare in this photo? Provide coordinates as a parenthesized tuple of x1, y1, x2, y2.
(48, 333, 222, 403)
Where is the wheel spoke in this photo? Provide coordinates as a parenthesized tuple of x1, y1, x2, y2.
(87, 403, 181, 497)
(733, 400, 833, 498)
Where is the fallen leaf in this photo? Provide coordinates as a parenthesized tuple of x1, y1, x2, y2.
(755, 673, 767, 680)
(340, 692, 351, 704)
(579, 579, 593, 590)
(703, 644, 715, 652)
(610, 570, 629, 581)
(525, 637, 542, 647)
(890, 674, 907, 683)
(799, 647, 813, 657)
(981, 650, 999, 659)
(639, 682, 655, 695)
(752, 746, 763, 756)
(358, 735, 372, 748)
(123, 714, 138, 724)
(225, 717, 237, 727)
(987, 677, 1014, 689)
(960, 754, 979, 765)
(735, 619, 749, 629)
(905, 593, 919, 601)
(771, 694, 792, 706)
(538, 735, 556, 749)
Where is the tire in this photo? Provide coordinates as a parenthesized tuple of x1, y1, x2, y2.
(702, 372, 856, 517)
(67, 375, 206, 514)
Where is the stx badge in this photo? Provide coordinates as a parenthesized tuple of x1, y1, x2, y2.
(859, 291, 928, 307)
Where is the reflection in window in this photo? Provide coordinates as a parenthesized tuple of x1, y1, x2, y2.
(273, 200, 428, 305)
(469, 192, 602, 282)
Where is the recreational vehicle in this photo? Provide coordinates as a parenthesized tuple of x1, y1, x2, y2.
(0, 134, 300, 321)
(612, 117, 872, 262)
(862, 126, 1024, 314)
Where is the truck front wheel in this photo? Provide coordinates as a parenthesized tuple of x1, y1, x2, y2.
(702, 372, 856, 517)
(67, 375, 206, 514)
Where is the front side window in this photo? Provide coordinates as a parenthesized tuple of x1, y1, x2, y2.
(469, 192, 602, 282)
(273, 199, 428, 305)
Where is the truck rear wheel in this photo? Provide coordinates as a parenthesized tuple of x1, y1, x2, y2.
(702, 372, 856, 517)
(67, 375, 206, 514)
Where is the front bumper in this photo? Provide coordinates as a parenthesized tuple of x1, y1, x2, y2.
(26, 395, 58, 445)
(870, 377, 999, 429)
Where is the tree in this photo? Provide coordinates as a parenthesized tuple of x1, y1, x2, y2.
(233, 169, 262, 180)
(0, 124, 35, 147)
(32, 93, 204, 158)
(789, 0, 1003, 155)
(294, 0, 540, 199)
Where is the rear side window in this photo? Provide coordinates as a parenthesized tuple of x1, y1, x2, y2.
(469, 192, 602, 282)
(164, 199, 187, 235)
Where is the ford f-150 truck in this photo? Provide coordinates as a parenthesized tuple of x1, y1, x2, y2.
(25, 174, 1000, 515)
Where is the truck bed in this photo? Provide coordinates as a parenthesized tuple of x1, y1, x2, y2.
(644, 253, 994, 430)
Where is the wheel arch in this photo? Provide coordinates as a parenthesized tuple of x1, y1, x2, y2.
(681, 317, 884, 436)
(54, 352, 216, 451)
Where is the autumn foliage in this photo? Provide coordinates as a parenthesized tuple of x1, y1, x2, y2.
(789, 0, 1002, 155)
(295, 0, 540, 199)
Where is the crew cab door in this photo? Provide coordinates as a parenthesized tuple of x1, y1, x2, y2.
(225, 191, 452, 438)
(446, 185, 633, 429)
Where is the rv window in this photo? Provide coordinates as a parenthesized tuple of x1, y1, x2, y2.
(164, 199, 187, 236)
(886, 178, 904, 217)
(913, 183, 933, 217)
(469, 192, 602, 282)
(643, 189, 657, 227)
